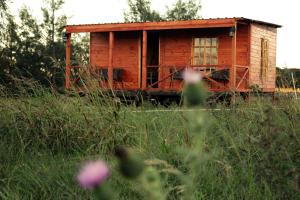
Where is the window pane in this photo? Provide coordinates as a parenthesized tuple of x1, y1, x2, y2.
(194, 47, 200, 57)
(260, 38, 269, 80)
(193, 56, 200, 65)
(212, 38, 217, 46)
(194, 38, 200, 46)
(206, 38, 211, 47)
(211, 48, 218, 65)
(200, 38, 205, 46)
(192, 38, 218, 65)
(206, 48, 211, 65)
(199, 48, 204, 64)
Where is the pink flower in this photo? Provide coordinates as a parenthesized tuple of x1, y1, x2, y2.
(77, 160, 110, 189)
(183, 69, 201, 84)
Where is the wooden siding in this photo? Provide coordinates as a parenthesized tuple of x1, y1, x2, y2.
(236, 24, 250, 90)
(90, 32, 109, 67)
(90, 32, 140, 90)
(88, 24, 279, 93)
(250, 24, 277, 91)
(113, 32, 140, 89)
(236, 24, 250, 66)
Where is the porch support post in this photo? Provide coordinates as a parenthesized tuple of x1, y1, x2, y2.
(230, 23, 237, 100)
(65, 33, 71, 90)
(108, 31, 114, 87)
(142, 30, 147, 90)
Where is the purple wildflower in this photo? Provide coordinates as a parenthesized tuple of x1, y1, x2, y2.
(183, 69, 201, 84)
(77, 160, 109, 189)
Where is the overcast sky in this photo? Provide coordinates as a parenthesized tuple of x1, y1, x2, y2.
(9, 0, 300, 68)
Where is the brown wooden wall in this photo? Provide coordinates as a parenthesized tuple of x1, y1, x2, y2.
(250, 24, 277, 91)
(90, 32, 109, 67)
(89, 24, 277, 92)
(90, 32, 140, 90)
(236, 24, 251, 91)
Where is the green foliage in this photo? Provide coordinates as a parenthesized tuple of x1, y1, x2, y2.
(0, 0, 8, 32)
(0, 0, 7, 17)
(0, 5, 63, 89)
(184, 82, 207, 106)
(0, 0, 10, 67)
(124, 0, 162, 22)
(0, 14, 20, 86)
(276, 67, 300, 88)
(124, 0, 202, 22)
(166, 0, 201, 20)
(0, 1, 73, 92)
(0, 87, 299, 199)
(41, 0, 65, 45)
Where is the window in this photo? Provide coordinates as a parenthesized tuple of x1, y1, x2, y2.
(192, 38, 218, 65)
(260, 38, 269, 80)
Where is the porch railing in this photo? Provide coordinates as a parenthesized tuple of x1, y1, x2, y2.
(146, 65, 250, 92)
(66, 65, 250, 92)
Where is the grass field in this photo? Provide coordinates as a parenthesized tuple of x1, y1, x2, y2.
(0, 88, 299, 199)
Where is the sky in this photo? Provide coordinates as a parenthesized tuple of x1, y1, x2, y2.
(9, 0, 300, 68)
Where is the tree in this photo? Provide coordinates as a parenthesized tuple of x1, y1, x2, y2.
(0, 8, 48, 89)
(0, 1, 67, 90)
(41, 0, 65, 57)
(0, 14, 19, 86)
(124, 0, 202, 22)
(0, 0, 7, 17)
(0, 1, 18, 87)
(166, 0, 202, 20)
(0, 0, 8, 42)
(124, 0, 162, 22)
(40, 0, 67, 88)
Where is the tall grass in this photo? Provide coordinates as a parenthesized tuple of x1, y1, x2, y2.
(0, 85, 299, 199)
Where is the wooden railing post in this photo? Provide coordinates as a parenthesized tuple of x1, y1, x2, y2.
(142, 30, 147, 89)
(65, 33, 71, 90)
(231, 23, 237, 102)
(108, 31, 114, 87)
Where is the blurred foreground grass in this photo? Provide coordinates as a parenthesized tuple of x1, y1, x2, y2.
(0, 90, 299, 199)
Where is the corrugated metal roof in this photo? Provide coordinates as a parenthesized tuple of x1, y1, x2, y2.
(239, 17, 282, 28)
(66, 17, 281, 28)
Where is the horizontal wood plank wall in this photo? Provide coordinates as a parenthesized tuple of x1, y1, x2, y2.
(250, 24, 277, 91)
(113, 32, 139, 90)
(90, 33, 109, 88)
(236, 24, 250, 90)
(90, 32, 139, 90)
(236, 24, 250, 66)
(159, 30, 191, 90)
(90, 32, 109, 67)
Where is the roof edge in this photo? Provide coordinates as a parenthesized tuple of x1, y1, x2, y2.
(65, 17, 281, 33)
(238, 17, 282, 28)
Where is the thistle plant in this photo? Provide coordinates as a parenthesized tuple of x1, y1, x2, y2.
(180, 69, 211, 199)
(77, 160, 114, 200)
(76, 69, 211, 200)
(114, 146, 144, 179)
(114, 146, 166, 200)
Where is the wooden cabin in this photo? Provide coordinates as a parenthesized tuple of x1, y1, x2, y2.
(65, 17, 281, 100)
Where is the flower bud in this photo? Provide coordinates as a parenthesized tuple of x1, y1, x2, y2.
(94, 184, 114, 200)
(114, 146, 144, 179)
(183, 69, 208, 107)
